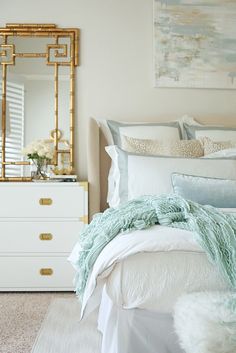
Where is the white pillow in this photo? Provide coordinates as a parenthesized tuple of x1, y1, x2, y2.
(106, 145, 236, 207)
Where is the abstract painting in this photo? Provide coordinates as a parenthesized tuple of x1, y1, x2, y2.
(154, 0, 236, 89)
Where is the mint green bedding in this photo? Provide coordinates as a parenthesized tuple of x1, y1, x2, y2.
(74, 195, 236, 297)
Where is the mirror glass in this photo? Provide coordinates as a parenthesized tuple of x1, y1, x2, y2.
(0, 30, 75, 179)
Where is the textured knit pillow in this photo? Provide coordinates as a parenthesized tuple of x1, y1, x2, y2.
(121, 135, 204, 157)
(201, 137, 236, 155)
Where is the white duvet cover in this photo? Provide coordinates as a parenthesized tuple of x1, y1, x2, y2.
(69, 225, 230, 319)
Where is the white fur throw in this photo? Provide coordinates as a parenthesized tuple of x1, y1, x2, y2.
(174, 292, 236, 353)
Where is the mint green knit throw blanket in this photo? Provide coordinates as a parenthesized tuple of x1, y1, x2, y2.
(75, 194, 236, 297)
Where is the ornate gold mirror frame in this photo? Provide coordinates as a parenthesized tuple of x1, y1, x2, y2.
(0, 23, 79, 181)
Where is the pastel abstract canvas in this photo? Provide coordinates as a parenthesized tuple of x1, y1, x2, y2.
(154, 0, 236, 89)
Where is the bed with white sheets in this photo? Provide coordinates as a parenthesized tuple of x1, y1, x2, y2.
(69, 116, 236, 353)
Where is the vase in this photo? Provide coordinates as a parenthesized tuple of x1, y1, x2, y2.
(31, 159, 49, 180)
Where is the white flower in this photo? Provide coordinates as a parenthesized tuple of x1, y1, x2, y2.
(46, 151, 54, 159)
(22, 139, 53, 160)
(38, 149, 45, 157)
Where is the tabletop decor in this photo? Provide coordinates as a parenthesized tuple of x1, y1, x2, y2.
(22, 140, 54, 180)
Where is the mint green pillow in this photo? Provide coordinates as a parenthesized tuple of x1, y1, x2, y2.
(172, 173, 236, 208)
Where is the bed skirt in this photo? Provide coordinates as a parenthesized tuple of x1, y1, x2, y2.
(98, 288, 185, 353)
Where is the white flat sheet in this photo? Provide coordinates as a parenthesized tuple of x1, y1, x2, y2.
(69, 225, 230, 319)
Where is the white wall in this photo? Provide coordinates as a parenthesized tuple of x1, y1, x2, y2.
(1, 0, 236, 179)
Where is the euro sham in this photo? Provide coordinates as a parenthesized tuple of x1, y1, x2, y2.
(106, 120, 182, 147)
(184, 123, 236, 142)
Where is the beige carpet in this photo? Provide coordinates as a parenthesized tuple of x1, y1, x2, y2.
(0, 292, 73, 353)
(31, 298, 101, 353)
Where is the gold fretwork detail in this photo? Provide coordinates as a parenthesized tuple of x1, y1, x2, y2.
(79, 215, 89, 224)
(2, 161, 30, 165)
(0, 44, 15, 65)
(0, 23, 79, 181)
(0, 177, 32, 182)
(6, 23, 57, 29)
(47, 44, 69, 65)
(79, 181, 88, 192)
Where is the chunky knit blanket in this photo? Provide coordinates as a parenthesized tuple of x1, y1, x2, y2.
(74, 194, 236, 297)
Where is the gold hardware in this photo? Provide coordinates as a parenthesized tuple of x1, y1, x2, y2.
(39, 198, 53, 206)
(79, 215, 89, 224)
(79, 181, 89, 192)
(39, 233, 53, 241)
(40, 268, 53, 276)
(0, 23, 79, 181)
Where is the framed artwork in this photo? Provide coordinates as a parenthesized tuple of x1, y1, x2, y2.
(154, 0, 236, 89)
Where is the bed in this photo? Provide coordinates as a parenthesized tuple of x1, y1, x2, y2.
(70, 117, 236, 353)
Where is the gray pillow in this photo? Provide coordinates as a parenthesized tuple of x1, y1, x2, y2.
(172, 173, 236, 208)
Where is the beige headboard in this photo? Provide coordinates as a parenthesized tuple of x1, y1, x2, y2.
(87, 116, 236, 219)
(88, 118, 110, 218)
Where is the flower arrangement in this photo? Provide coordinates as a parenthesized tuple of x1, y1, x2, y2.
(22, 140, 54, 179)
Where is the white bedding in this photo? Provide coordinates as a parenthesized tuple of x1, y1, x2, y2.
(98, 288, 185, 353)
(69, 225, 230, 319)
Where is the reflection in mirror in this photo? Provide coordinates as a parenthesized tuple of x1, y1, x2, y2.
(0, 39, 71, 178)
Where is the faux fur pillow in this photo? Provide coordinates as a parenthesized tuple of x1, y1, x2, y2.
(200, 137, 236, 155)
(121, 135, 204, 157)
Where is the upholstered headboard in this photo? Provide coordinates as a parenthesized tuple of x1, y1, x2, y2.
(88, 118, 110, 218)
(87, 116, 236, 219)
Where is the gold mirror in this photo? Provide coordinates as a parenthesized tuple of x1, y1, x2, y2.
(0, 24, 79, 181)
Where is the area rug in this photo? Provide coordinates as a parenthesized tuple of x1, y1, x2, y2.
(31, 298, 101, 353)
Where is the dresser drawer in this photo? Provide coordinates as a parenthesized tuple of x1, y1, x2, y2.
(0, 256, 75, 289)
(0, 221, 83, 253)
(0, 183, 87, 218)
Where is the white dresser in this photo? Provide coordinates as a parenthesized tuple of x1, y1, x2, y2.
(0, 182, 88, 291)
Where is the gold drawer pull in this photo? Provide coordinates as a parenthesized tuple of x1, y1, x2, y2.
(39, 233, 53, 241)
(79, 215, 89, 224)
(40, 268, 53, 276)
(39, 198, 53, 206)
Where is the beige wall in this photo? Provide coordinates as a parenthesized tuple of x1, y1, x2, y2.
(1, 0, 236, 179)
